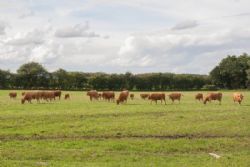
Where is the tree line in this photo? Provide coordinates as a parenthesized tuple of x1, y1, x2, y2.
(0, 53, 249, 90)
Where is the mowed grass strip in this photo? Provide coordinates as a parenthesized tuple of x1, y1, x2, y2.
(0, 90, 250, 166)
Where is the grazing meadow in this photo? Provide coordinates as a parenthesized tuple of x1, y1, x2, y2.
(0, 90, 250, 166)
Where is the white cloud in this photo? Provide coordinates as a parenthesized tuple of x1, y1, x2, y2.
(19, 9, 35, 19)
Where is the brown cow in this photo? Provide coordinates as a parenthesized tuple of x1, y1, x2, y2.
(233, 92, 244, 105)
(168, 93, 183, 103)
(195, 93, 203, 101)
(116, 90, 129, 105)
(203, 92, 222, 105)
(130, 94, 134, 100)
(21, 92, 33, 104)
(87, 90, 99, 101)
(21, 92, 25, 96)
(140, 94, 149, 100)
(102, 91, 115, 102)
(65, 94, 70, 100)
(43, 91, 56, 101)
(9, 92, 17, 99)
(148, 93, 166, 104)
(54, 90, 61, 100)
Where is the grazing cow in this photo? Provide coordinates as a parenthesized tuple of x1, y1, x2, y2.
(21, 92, 35, 104)
(195, 93, 203, 101)
(233, 92, 244, 105)
(102, 91, 115, 102)
(168, 93, 183, 103)
(65, 94, 70, 100)
(148, 93, 166, 104)
(203, 92, 222, 105)
(87, 90, 99, 101)
(116, 90, 129, 105)
(130, 94, 134, 100)
(140, 94, 149, 100)
(54, 90, 61, 100)
(9, 92, 17, 99)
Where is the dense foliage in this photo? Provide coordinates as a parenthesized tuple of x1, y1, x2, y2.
(210, 53, 250, 89)
(0, 62, 209, 91)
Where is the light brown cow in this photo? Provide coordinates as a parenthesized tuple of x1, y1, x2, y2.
(140, 94, 149, 100)
(65, 94, 70, 100)
(168, 93, 183, 103)
(21, 92, 33, 104)
(116, 90, 129, 105)
(148, 93, 166, 104)
(203, 92, 222, 105)
(233, 92, 244, 105)
(87, 90, 99, 101)
(195, 93, 203, 101)
(130, 94, 134, 100)
(102, 91, 115, 102)
(9, 92, 17, 99)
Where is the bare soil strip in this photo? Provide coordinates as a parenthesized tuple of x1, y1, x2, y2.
(0, 134, 248, 141)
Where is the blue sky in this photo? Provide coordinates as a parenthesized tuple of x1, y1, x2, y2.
(0, 0, 250, 74)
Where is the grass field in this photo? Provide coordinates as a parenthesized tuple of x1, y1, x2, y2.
(0, 90, 250, 166)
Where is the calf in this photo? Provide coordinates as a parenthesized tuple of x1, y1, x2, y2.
(195, 93, 203, 101)
(130, 94, 134, 100)
(148, 93, 166, 104)
(9, 92, 17, 99)
(65, 94, 70, 100)
(140, 94, 149, 100)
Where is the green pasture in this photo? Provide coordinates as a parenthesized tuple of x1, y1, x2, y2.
(0, 90, 249, 166)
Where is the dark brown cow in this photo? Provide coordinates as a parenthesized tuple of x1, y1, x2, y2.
(54, 90, 61, 100)
(195, 93, 203, 101)
(233, 92, 244, 105)
(65, 94, 70, 100)
(9, 92, 17, 99)
(168, 93, 183, 103)
(140, 94, 149, 100)
(102, 91, 115, 102)
(116, 90, 129, 105)
(203, 92, 222, 105)
(130, 94, 134, 100)
(148, 93, 166, 104)
(87, 90, 99, 101)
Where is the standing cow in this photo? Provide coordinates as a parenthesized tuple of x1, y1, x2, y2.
(148, 93, 166, 104)
(233, 92, 244, 105)
(168, 93, 183, 104)
(195, 93, 203, 102)
(140, 94, 149, 100)
(130, 94, 134, 100)
(203, 92, 223, 105)
(87, 90, 99, 101)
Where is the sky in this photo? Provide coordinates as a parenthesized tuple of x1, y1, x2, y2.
(0, 0, 250, 74)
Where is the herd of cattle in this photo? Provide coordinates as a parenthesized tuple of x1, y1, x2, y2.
(9, 91, 70, 104)
(86, 90, 244, 105)
(8, 90, 244, 105)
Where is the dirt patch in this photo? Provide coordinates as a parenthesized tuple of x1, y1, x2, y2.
(0, 134, 247, 141)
